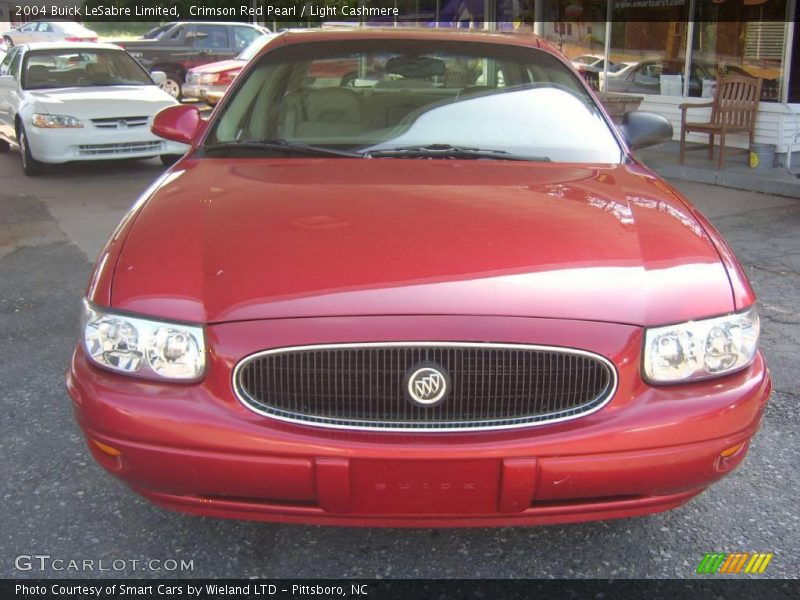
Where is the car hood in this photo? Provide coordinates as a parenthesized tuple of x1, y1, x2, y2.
(28, 86, 175, 119)
(110, 159, 734, 326)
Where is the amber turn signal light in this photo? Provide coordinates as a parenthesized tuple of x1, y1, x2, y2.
(720, 443, 744, 458)
(92, 439, 122, 457)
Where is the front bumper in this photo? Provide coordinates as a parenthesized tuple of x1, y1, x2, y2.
(67, 315, 771, 527)
(26, 122, 187, 163)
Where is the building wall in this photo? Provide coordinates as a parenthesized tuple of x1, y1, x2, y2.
(638, 95, 800, 156)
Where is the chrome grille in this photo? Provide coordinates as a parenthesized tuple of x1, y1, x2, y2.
(234, 343, 616, 431)
(90, 116, 149, 129)
(78, 141, 162, 156)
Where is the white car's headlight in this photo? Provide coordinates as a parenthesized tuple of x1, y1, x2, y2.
(32, 113, 83, 129)
(82, 300, 205, 381)
(644, 306, 760, 383)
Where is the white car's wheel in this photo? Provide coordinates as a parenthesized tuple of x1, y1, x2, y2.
(0, 138, 10, 153)
(160, 77, 182, 100)
(18, 126, 44, 176)
(160, 154, 181, 167)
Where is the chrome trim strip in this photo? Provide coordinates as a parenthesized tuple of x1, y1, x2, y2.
(232, 342, 618, 433)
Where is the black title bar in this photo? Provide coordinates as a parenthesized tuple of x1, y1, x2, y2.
(5, 579, 800, 600)
(4, 0, 796, 24)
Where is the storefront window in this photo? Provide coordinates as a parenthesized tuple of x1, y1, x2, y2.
(402, 0, 493, 28)
(495, 0, 536, 33)
(602, 1, 691, 96)
(690, 0, 787, 101)
(528, 0, 791, 102)
(433, 0, 487, 27)
(539, 1, 610, 90)
(365, 1, 793, 103)
(365, 1, 530, 32)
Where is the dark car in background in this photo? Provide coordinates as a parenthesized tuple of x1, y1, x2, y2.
(115, 21, 269, 99)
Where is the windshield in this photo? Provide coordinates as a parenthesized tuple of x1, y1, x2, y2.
(207, 39, 622, 163)
(22, 48, 153, 90)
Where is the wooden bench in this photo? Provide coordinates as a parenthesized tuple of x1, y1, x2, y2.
(679, 75, 762, 169)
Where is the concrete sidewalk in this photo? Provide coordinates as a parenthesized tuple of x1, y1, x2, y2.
(669, 178, 798, 218)
(638, 141, 800, 199)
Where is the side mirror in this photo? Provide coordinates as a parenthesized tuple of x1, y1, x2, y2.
(0, 75, 15, 89)
(619, 111, 673, 149)
(150, 70, 167, 85)
(152, 104, 203, 145)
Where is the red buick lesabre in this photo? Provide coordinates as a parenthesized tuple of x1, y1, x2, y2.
(66, 29, 771, 527)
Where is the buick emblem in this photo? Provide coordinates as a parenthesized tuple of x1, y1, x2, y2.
(404, 363, 450, 406)
(116, 119, 128, 129)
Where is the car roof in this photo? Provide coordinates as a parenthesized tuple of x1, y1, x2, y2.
(165, 21, 264, 27)
(272, 28, 547, 53)
(19, 41, 122, 52)
(250, 29, 566, 70)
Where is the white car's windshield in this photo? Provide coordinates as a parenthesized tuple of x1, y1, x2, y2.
(22, 49, 152, 90)
(207, 39, 623, 164)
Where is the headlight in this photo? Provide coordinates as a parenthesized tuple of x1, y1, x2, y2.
(32, 113, 83, 129)
(82, 300, 205, 381)
(643, 306, 759, 383)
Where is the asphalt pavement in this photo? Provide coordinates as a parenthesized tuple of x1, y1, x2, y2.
(1, 150, 798, 579)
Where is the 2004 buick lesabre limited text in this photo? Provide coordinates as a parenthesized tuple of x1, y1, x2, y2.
(66, 29, 771, 527)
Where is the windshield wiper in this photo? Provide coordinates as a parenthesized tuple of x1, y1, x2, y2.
(202, 139, 363, 158)
(364, 144, 549, 161)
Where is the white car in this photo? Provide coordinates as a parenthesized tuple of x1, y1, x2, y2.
(607, 61, 639, 78)
(2, 21, 97, 47)
(0, 42, 187, 176)
(570, 54, 614, 72)
(598, 61, 639, 86)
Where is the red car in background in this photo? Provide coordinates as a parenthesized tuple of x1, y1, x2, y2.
(183, 34, 276, 105)
(67, 29, 770, 527)
(184, 34, 374, 105)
